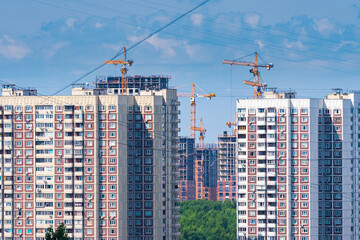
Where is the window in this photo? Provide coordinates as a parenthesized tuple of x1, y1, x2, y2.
(334, 109, 341, 114)
(301, 117, 308, 122)
(301, 108, 308, 114)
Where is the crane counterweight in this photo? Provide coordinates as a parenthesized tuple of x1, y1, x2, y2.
(223, 52, 273, 99)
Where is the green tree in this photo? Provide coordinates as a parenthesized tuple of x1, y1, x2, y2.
(179, 200, 236, 240)
(45, 222, 69, 240)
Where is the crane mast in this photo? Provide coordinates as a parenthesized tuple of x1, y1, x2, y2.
(178, 82, 215, 139)
(191, 118, 206, 148)
(104, 46, 134, 95)
(223, 52, 273, 99)
(225, 112, 237, 134)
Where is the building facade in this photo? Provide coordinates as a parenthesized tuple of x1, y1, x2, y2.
(217, 131, 236, 202)
(236, 90, 356, 240)
(178, 137, 196, 202)
(0, 83, 180, 240)
(195, 146, 217, 201)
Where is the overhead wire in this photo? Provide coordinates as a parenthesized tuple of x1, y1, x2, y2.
(69, 0, 360, 69)
(26, 0, 360, 104)
(31, 0, 360, 80)
(4, 0, 360, 232)
(1, 81, 360, 224)
(52, 0, 211, 95)
(126, 0, 360, 55)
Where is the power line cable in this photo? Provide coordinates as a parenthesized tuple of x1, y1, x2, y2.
(51, 0, 211, 95)
(126, 0, 360, 54)
(31, 0, 360, 78)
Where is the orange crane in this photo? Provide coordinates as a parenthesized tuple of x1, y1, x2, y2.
(223, 52, 273, 99)
(225, 112, 237, 133)
(191, 118, 206, 148)
(178, 82, 215, 139)
(104, 46, 134, 95)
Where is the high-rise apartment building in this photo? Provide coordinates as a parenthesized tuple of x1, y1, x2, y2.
(195, 145, 217, 201)
(217, 131, 236, 202)
(0, 77, 180, 240)
(178, 137, 196, 201)
(236, 89, 357, 240)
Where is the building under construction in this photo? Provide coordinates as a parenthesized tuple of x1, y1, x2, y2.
(217, 131, 237, 202)
(94, 75, 170, 95)
(195, 144, 218, 201)
(179, 137, 196, 201)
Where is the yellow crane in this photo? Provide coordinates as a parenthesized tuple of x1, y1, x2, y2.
(225, 112, 237, 134)
(104, 46, 134, 95)
(191, 118, 206, 148)
(177, 82, 215, 139)
(223, 52, 273, 99)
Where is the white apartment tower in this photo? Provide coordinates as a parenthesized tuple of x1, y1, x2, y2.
(236, 89, 358, 240)
(0, 79, 180, 240)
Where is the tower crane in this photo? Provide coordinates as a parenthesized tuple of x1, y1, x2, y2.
(104, 46, 134, 95)
(191, 118, 206, 148)
(223, 52, 273, 99)
(177, 82, 215, 139)
(225, 112, 237, 134)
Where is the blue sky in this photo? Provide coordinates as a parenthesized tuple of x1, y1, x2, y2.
(1, 0, 360, 142)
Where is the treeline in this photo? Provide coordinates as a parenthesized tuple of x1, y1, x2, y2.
(179, 200, 236, 240)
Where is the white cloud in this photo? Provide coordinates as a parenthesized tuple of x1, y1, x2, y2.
(191, 14, 204, 26)
(184, 42, 201, 58)
(128, 35, 180, 57)
(66, 18, 77, 28)
(313, 18, 338, 35)
(128, 36, 143, 43)
(244, 14, 260, 28)
(95, 22, 103, 29)
(0, 35, 31, 60)
(284, 39, 305, 50)
(145, 35, 180, 57)
(129, 35, 201, 59)
(334, 41, 360, 51)
(46, 42, 68, 59)
(255, 40, 264, 48)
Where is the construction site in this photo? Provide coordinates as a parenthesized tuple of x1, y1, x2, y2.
(178, 52, 274, 203)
